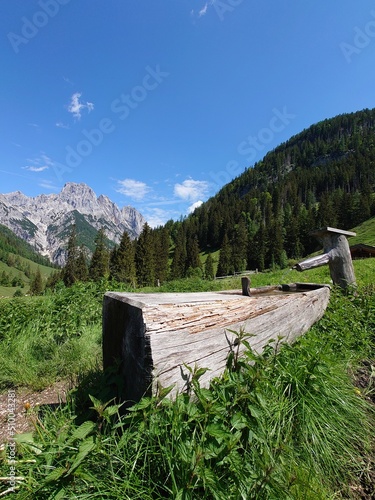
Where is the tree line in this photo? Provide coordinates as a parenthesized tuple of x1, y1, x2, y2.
(58, 222, 213, 289)
(54, 108, 375, 288)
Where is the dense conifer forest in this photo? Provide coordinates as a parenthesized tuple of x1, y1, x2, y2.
(59, 108, 375, 287)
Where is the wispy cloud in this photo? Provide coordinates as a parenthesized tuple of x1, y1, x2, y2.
(67, 92, 94, 120)
(42, 154, 55, 166)
(56, 121, 70, 129)
(191, 1, 214, 18)
(174, 179, 209, 201)
(39, 179, 59, 191)
(23, 154, 54, 173)
(63, 76, 74, 86)
(23, 165, 49, 172)
(199, 3, 209, 16)
(116, 178, 151, 201)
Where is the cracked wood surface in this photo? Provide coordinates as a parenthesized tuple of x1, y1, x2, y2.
(103, 287, 330, 403)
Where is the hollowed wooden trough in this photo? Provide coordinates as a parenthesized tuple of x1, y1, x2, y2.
(102, 284, 330, 404)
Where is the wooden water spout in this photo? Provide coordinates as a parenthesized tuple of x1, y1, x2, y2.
(294, 227, 356, 289)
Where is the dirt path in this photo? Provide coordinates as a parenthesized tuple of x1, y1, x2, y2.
(0, 381, 70, 446)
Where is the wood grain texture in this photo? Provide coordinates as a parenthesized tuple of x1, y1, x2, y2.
(103, 287, 330, 403)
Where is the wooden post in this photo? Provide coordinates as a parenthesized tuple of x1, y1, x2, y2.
(241, 276, 251, 296)
(294, 227, 356, 289)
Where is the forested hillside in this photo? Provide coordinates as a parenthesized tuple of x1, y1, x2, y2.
(58, 108, 375, 288)
(165, 108, 375, 276)
(0, 224, 53, 268)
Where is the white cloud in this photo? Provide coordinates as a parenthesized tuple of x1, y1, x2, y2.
(23, 154, 55, 172)
(188, 200, 203, 213)
(144, 208, 175, 228)
(56, 121, 70, 129)
(23, 165, 49, 172)
(116, 179, 151, 201)
(67, 92, 94, 120)
(174, 179, 209, 201)
(191, 1, 214, 18)
(199, 3, 209, 16)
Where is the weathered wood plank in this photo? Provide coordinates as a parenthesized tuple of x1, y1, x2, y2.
(103, 286, 330, 404)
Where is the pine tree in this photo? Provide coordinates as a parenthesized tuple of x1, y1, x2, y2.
(186, 236, 202, 274)
(110, 231, 136, 285)
(89, 228, 109, 281)
(248, 223, 267, 272)
(62, 224, 78, 286)
(231, 218, 248, 272)
(216, 233, 232, 277)
(154, 227, 170, 284)
(170, 225, 187, 279)
(135, 223, 155, 287)
(76, 246, 89, 282)
(29, 267, 44, 295)
(267, 216, 284, 268)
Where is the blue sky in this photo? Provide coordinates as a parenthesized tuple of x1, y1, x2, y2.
(1, 1, 375, 226)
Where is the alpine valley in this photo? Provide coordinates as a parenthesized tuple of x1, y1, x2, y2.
(0, 182, 145, 265)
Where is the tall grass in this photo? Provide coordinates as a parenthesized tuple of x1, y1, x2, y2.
(0, 282, 106, 389)
(9, 313, 374, 499)
(0, 284, 372, 498)
(0, 266, 374, 498)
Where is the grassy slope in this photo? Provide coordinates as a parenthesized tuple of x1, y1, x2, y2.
(350, 216, 375, 246)
(0, 254, 56, 297)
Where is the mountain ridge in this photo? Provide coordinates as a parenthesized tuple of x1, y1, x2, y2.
(0, 182, 145, 265)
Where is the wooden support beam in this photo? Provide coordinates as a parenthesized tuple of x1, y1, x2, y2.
(294, 227, 356, 289)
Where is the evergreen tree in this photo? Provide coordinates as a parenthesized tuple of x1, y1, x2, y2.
(89, 228, 109, 281)
(248, 223, 267, 272)
(62, 224, 78, 286)
(216, 234, 232, 277)
(231, 218, 248, 272)
(135, 223, 155, 287)
(76, 246, 89, 282)
(110, 231, 136, 285)
(267, 216, 284, 269)
(0, 271, 10, 286)
(186, 236, 202, 273)
(29, 267, 44, 295)
(204, 253, 215, 280)
(154, 227, 170, 284)
(170, 225, 187, 279)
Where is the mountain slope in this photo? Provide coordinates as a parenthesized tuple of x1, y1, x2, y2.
(168, 108, 375, 274)
(0, 223, 53, 267)
(0, 183, 145, 265)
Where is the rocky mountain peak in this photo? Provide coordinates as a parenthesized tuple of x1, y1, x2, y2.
(0, 183, 146, 265)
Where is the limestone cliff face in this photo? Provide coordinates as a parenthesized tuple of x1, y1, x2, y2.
(0, 183, 145, 265)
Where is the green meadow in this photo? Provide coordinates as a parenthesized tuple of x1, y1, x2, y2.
(0, 256, 374, 498)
